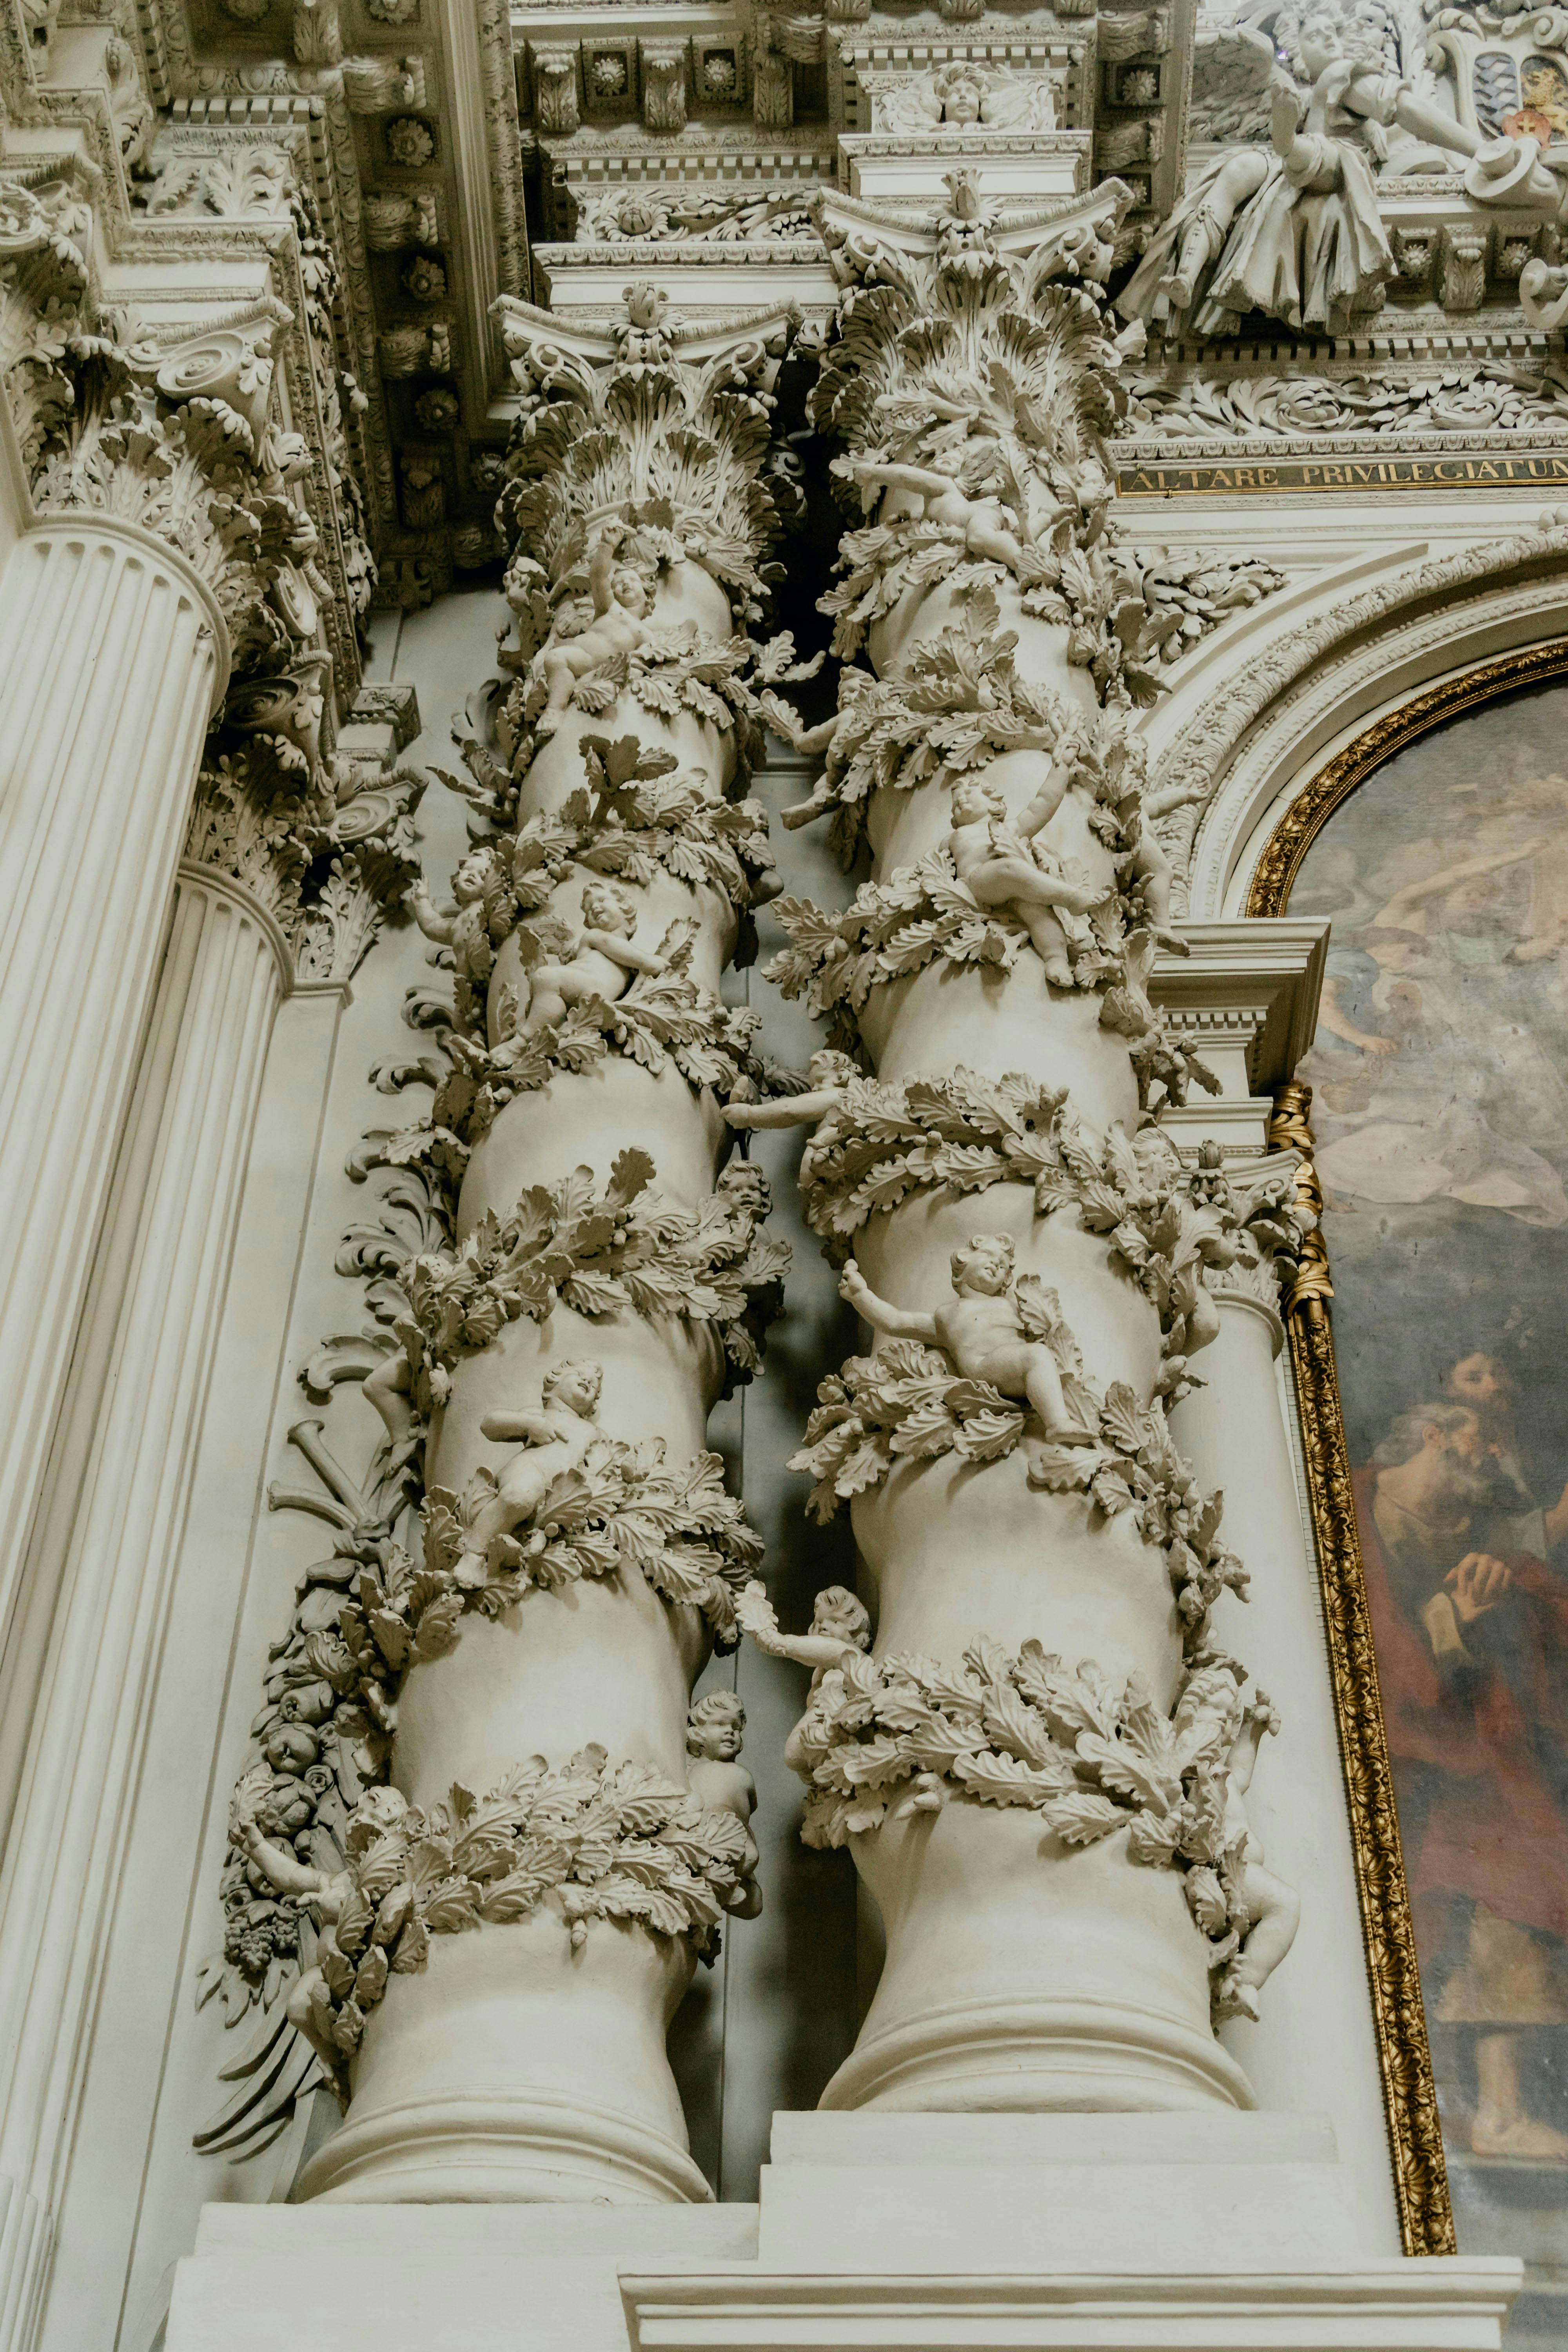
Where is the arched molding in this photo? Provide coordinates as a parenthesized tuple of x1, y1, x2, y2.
(1163, 522, 1568, 920)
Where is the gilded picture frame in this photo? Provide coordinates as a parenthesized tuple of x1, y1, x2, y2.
(1245, 638, 1568, 2263)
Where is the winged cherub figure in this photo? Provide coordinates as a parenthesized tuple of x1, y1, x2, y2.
(947, 776, 1107, 987)
(456, 1359, 604, 1584)
(535, 528, 655, 735)
(514, 879, 670, 1038)
(840, 1233, 1096, 1447)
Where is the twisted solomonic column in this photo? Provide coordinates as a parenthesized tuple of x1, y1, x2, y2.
(244, 286, 804, 2205)
(737, 176, 1305, 2118)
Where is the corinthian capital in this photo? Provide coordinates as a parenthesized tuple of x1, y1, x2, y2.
(492, 279, 801, 622)
(0, 171, 95, 472)
(29, 305, 327, 668)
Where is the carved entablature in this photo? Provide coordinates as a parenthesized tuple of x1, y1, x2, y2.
(1112, 322, 1568, 481)
(0, 0, 528, 604)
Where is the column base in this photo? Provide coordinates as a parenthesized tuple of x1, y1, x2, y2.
(818, 1993, 1254, 2115)
(296, 2086, 713, 2207)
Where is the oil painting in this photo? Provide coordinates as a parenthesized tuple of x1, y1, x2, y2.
(1290, 677, 1568, 2341)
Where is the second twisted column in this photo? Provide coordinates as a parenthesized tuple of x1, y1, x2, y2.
(737, 176, 1303, 2116)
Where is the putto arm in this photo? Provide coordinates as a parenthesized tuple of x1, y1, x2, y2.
(409, 878, 457, 945)
(479, 1409, 559, 1445)
(840, 1258, 939, 1341)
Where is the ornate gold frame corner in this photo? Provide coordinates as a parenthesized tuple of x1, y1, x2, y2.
(1232, 650, 1568, 2258)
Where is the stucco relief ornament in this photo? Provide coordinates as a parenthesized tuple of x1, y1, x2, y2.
(0, 173, 94, 470)
(738, 165, 1295, 2114)
(860, 61, 1058, 132)
(747, 1595, 1299, 2024)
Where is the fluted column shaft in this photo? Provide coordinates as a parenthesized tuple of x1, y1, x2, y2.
(0, 867, 283, 2351)
(0, 517, 227, 1744)
(1170, 1289, 1401, 2247)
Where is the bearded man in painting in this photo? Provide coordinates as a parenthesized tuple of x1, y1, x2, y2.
(1357, 1400, 1568, 2159)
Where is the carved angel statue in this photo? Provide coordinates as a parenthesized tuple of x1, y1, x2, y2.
(535, 527, 655, 734)
(738, 1582, 946, 1818)
(685, 1692, 763, 1919)
(723, 1048, 862, 1136)
(456, 1359, 604, 1584)
(736, 1578, 871, 1679)
(410, 846, 497, 995)
(510, 880, 671, 1039)
(1118, 2, 1485, 337)
(947, 777, 1109, 987)
(840, 1234, 1097, 1447)
(766, 667, 878, 833)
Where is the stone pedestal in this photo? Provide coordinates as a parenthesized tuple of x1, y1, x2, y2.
(165, 2111, 1520, 2352)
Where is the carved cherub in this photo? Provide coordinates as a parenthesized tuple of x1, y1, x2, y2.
(686, 1691, 763, 1920)
(536, 528, 654, 734)
(723, 1048, 861, 1136)
(1212, 1688, 1300, 2020)
(231, 1784, 410, 2071)
(737, 1579, 873, 1775)
(513, 879, 669, 1039)
(947, 776, 1107, 987)
(362, 1321, 428, 1452)
(410, 846, 497, 999)
(1122, 773, 1211, 951)
(847, 451, 1065, 579)
(840, 1233, 1096, 1447)
(736, 1578, 871, 1682)
(766, 666, 877, 832)
(457, 1359, 604, 1586)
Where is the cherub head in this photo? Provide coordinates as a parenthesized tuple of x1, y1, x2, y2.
(611, 565, 653, 618)
(717, 1159, 771, 1217)
(450, 847, 494, 906)
(343, 1783, 411, 1857)
(933, 63, 987, 123)
(951, 1232, 1016, 1297)
(811, 1584, 871, 1649)
(579, 878, 638, 936)
(809, 1047, 862, 1089)
(1297, 1, 1346, 78)
(541, 1358, 603, 1419)
(950, 778, 1007, 828)
(687, 1690, 746, 1762)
